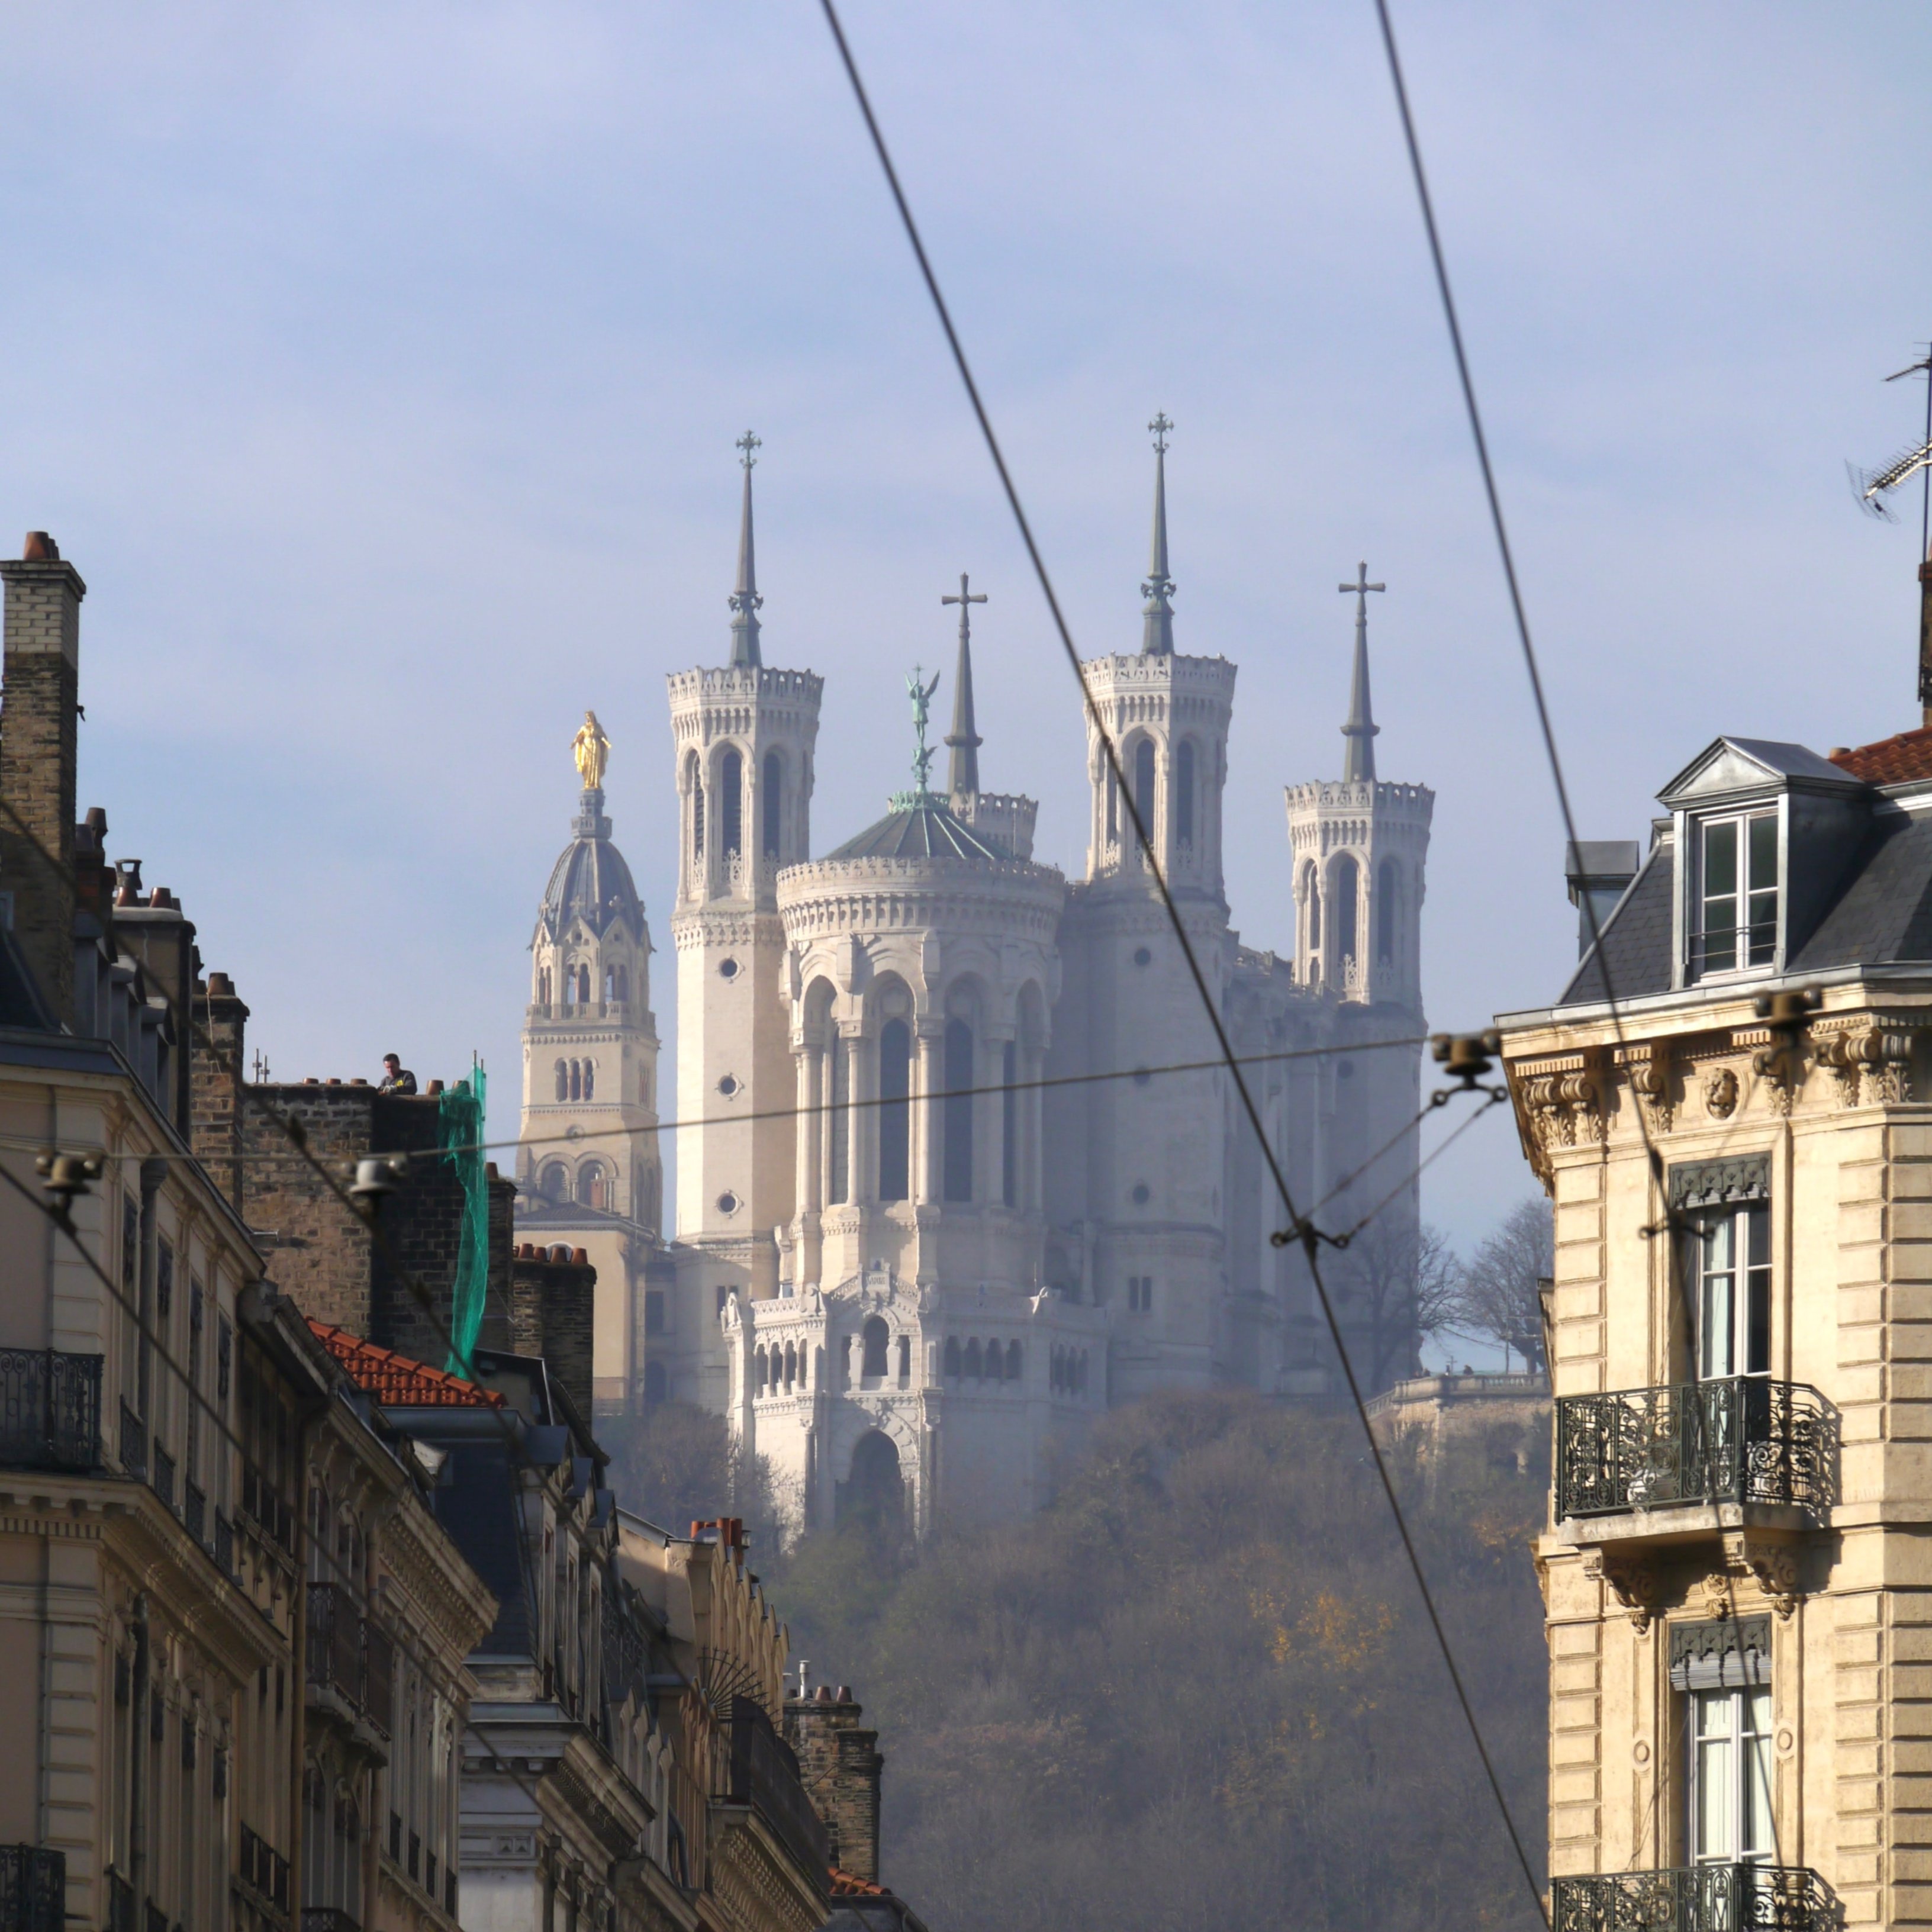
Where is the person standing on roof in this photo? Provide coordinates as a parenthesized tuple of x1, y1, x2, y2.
(379, 1053, 418, 1094)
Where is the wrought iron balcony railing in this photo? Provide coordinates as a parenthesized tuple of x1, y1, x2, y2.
(119, 1401, 146, 1479)
(214, 1512, 234, 1577)
(183, 1482, 205, 1545)
(300, 1909, 361, 1932)
(1554, 1863, 1827, 1932)
(307, 1582, 364, 1707)
(1556, 1377, 1831, 1522)
(152, 1446, 175, 1512)
(0, 1844, 64, 1932)
(0, 1350, 100, 1475)
(104, 1867, 135, 1932)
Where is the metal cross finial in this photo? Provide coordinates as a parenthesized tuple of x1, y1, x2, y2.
(1149, 412, 1173, 454)
(736, 429, 761, 471)
(942, 572, 986, 632)
(1339, 561, 1385, 622)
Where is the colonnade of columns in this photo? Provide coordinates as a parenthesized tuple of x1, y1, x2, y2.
(788, 1008, 1045, 1286)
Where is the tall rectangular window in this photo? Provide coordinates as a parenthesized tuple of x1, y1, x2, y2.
(944, 1022, 974, 1203)
(1692, 1685, 1774, 1865)
(1000, 1042, 1017, 1208)
(1693, 1201, 1771, 1380)
(829, 1040, 850, 1206)
(1696, 811, 1778, 976)
(878, 1022, 910, 1203)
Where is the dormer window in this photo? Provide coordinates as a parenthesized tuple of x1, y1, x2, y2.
(1693, 810, 1777, 978)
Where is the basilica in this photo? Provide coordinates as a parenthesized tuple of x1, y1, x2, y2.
(513, 426, 1434, 1534)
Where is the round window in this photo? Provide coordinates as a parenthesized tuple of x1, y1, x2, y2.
(717, 1074, 740, 1098)
(1133, 946, 1152, 967)
(1131, 1183, 1151, 1206)
(717, 1190, 740, 1216)
(1132, 1067, 1152, 1088)
(718, 957, 740, 980)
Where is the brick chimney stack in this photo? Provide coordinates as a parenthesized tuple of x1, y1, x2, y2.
(497, 1244, 598, 1423)
(784, 1683, 883, 1882)
(191, 972, 250, 1212)
(0, 533, 86, 1025)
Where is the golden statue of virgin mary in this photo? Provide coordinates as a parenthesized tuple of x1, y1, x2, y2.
(572, 710, 611, 790)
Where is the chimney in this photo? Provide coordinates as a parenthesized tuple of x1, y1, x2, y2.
(1564, 841, 1640, 959)
(0, 534, 86, 1025)
(783, 1683, 883, 1882)
(501, 1244, 598, 1422)
(191, 971, 250, 1213)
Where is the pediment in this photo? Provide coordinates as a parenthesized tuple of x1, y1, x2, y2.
(1658, 736, 1860, 809)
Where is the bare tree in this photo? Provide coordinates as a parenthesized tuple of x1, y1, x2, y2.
(1334, 1218, 1461, 1392)
(1453, 1199, 1554, 1373)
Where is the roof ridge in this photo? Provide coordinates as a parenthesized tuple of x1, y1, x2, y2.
(307, 1317, 504, 1407)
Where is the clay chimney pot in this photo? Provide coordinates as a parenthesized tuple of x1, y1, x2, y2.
(21, 532, 58, 561)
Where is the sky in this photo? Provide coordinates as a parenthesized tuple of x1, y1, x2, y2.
(3, 2, 1930, 1280)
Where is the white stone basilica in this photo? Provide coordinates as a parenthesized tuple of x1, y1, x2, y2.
(515, 426, 1434, 1535)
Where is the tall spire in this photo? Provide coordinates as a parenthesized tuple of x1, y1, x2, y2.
(1338, 562, 1385, 783)
(1140, 413, 1176, 656)
(728, 430, 763, 668)
(942, 572, 986, 798)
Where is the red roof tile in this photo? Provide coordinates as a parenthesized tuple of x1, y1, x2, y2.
(307, 1319, 503, 1408)
(1830, 727, 1932, 785)
(829, 1871, 892, 1898)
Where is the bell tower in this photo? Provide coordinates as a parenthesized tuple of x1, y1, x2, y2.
(666, 433, 823, 1405)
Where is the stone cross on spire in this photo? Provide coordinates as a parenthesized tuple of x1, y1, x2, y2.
(728, 430, 764, 668)
(942, 572, 986, 799)
(1338, 562, 1384, 783)
(1141, 413, 1176, 656)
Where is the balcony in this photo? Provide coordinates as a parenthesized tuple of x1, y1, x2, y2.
(0, 1350, 100, 1475)
(0, 1845, 65, 1932)
(1556, 1379, 1832, 1534)
(300, 1911, 360, 1932)
(152, 1445, 175, 1512)
(183, 1482, 205, 1545)
(715, 1698, 829, 1891)
(1554, 1863, 1827, 1932)
(119, 1401, 146, 1479)
(104, 1867, 134, 1932)
(305, 1585, 392, 1754)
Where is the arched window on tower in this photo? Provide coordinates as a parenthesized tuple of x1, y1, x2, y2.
(1377, 860, 1398, 964)
(861, 1316, 889, 1381)
(762, 752, 782, 859)
(754, 1347, 767, 1395)
(577, 964, 591, 1004)
(1133, 738, 1157, 856)
(944, 1019, 974, 1202)
(582, 1061, 595, 1102)
(878, 1020, 911, 1202)
(1006, 1339, 1022, 1380)
(829, 1038, 851, 1205)
(540, 1163, 567, 1203)
(687, 752, 704, 865)
(569, 1061, 582, 1102)
(555, 1060, 568, 1102)
(1175, 738, 1196, 847)
(1106, 767, 1118, 846)
(964, 1338, 983, 1382)
(605, 964, 627, 1003)
(538, 967, 551, 1006)
(720, 750, 743, 859)
(944, 1337, 961, 1379)
(1333, 856, 1360, 973)
(1000, 1041, 1017, 1208)
(1305, 863, 1322, 956)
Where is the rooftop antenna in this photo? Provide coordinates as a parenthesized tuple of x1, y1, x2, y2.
(1850, 346, 1932, 726)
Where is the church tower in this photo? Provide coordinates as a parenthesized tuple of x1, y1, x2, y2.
(666, 434, 823, 1408)
(1049, 417, 1238, 1397)
(516, 714, 663, 1414)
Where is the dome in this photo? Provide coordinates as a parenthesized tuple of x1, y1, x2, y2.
(825, 791, 1010, 862)
(534, 788, 645, 943)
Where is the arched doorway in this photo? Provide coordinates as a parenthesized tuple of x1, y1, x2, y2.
(836, 1429, 906, 1538)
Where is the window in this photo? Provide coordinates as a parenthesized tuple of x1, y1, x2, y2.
(644, 1291, 664, 1335)
(688, 754, 704, 862)
(944, 1020, 974, 1202)
(878, 1020, 911, 1202)
(964, 1338, 983, 1382)
(540, 1163, 567, 1203)
(555, 1061, 568, 1102)
(944, 1337, 961, 1379)
(829, 1039, 850, 1205)
(1175, 739, 1196, 846)
(861, 1317, 889, 1380)
(582, 1061, 595, 1102)
(1303, 862, 1321, 957)
(762, 752, 782, 858)
(1332, 856, 1360, 969)
(1692, 1683, 1774, 1866)
(720, 750, 743, 858)
(1106, 767, 1118, 845)
(1005, 1340, 1022, 1380)
(1673, 1159, 1771, 1381)
(1695, 812, 1778, 977)
(1133, 739, 1157, 846)
(897, 1335, 910, 1384)
(1000, 1042, 1017, 1208)
(1127, 1275, 1153, 1312)
(1377, 861, 1396, 964)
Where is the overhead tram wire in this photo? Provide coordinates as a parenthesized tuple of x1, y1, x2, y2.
(807, 7, 1548, 1920)
(0, 1158, 556, 1820)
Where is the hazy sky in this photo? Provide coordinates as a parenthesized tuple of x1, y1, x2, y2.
(5, 4, 1930, 1275)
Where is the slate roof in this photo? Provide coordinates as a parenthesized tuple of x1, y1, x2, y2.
(0, 929, 56, 1032)
(430, 1436, 533, 1657)
(1560, 842, 1675, 1005)
(1830, 726, 1932, 786)
(307, 1320, 504, 1408)
(825, 794, 1010, 862)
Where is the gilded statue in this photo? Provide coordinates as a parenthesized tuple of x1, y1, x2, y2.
(572, 710, 611, 790)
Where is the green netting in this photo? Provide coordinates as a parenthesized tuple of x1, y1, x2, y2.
(440, 1058, 488, 1379)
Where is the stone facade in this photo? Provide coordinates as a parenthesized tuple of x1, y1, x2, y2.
(1501, 724, 1932, 1932)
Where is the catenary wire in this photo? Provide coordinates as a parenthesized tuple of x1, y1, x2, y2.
(807, 5, 1550, 1917)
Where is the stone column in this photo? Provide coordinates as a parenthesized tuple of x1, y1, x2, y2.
(980, 1033, 1010, 1209)
(915, 1028, 945, 1205)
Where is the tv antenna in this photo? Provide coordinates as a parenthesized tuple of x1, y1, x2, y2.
(1850, 344, 1932, 553)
